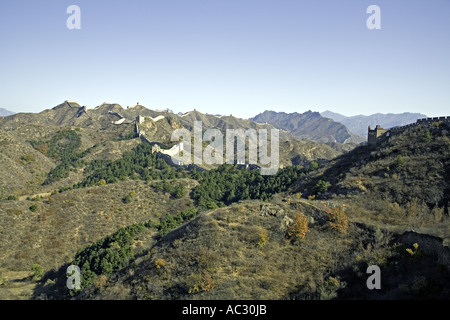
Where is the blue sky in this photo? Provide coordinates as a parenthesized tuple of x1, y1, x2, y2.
(0, 0, 449, 118)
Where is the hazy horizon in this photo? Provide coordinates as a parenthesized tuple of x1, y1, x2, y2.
(1, 0, 449, 119)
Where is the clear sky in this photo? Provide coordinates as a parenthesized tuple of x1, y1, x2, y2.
(0, 0, 449, 118)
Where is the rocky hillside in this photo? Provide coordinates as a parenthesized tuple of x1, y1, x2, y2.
(251, 110, 365, 144)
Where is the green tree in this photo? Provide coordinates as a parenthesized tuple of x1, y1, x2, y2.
(395, 155, 406, 168)
(313, 180, 329, 195)
(310, 161, 319, 171)
(173, 183, 186, 199)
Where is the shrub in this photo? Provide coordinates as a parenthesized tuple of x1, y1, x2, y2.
(29, 204, 38, 212)
(313, 180, 329, 195)
(310, 161, 319, 170)
(394, 155, 406, 168)
(432, 121, 443, 128)
(287, 211, 309, 240)
(93, 274, 108, 289)
(423, 130, 432, 140)
(31, 264, 43, 280)
(6, 209, 22, 216)
(154, 258, 166, 269)
(257, 228, 269, 247)
(405, 243, 421, 258)
(326, 207, 349, 234)
(21, 154, 34, 163)
(186, 271, 215, 294)
(123, 194, 132, 204)
(6, 195, 18, 200)
(317, 276, 346, 300)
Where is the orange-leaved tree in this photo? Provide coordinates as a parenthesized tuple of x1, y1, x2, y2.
(288, 211, 309, 239)
(326, 207, 349, 234)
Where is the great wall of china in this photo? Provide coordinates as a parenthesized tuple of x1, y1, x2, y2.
(134, 113, 450, 168)
(368, 116, 450, 145)
(134, 116, 206, 172)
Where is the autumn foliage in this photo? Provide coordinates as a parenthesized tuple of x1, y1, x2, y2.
(326, 207, 349, 234)
(288, 211, 309, 240)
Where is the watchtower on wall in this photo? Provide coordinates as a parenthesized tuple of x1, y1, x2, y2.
(136, 115, 145, 124)
(368, 125, 387, 146)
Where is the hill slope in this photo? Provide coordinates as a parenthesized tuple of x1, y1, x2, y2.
(293, 120, 450, 242)
(61, 195, 450, 301)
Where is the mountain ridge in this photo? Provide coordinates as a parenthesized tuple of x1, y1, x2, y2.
(0, 101, 356, 197)
(321, 110, 427, 136)
(0, 108, 15, 117)
(250, 110, 365, 144)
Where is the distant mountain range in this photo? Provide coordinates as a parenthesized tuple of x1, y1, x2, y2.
(1, 103, 429, 145)
(0, 107, 15, 117)
(321, 111, 427, 136)
(250, 110, 365, 144)
(0, 101, 355, 172)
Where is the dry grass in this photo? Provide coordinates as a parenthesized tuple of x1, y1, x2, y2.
(74, 197, 392, 300)
(0, 178, 197, 299)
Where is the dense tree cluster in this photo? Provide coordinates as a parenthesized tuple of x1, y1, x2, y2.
(70, 205, 198, 294)
(116, 131, 139, 141)
(67, 142, 311, 210)
(191, 164, 308, 209)
(71, 222, 150, 293)
(153, 180, 187, 199)
(158, 205, 198, 236)
(76, 143, 188, 188)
